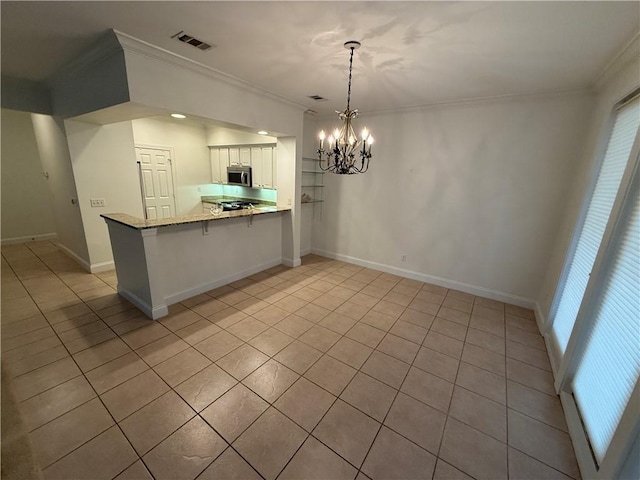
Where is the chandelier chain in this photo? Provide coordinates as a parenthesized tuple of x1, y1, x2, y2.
(346, 46, 354, 112)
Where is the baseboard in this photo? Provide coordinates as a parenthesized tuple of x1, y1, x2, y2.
(1, 232, 57, 245)
(163, 257, 284, 307)
(310, 248, 536, 309)
(90, 261, 115, 274)
(118, 287, 168, 320)
(300, 247, 312, 256)
(56, 242, 92, 273)
(282, 257, 302, 268)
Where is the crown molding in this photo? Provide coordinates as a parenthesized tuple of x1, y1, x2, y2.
(592, 31, 640, 91)
(45, 30, 123, 88)
(315, 87, 594, 120)
(112, 29, 308, 113)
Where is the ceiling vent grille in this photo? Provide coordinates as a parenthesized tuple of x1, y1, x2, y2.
(172, 31, 214, 51)
(308, 95, 328, 102)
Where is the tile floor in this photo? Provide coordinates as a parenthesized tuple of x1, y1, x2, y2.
(1, 241, 581, 480)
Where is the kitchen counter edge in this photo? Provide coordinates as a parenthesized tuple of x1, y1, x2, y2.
(101, 206, 291, 230)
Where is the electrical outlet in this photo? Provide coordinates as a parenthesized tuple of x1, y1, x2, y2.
(401, 255, 407, 262)
(288, 198, 292, 206)
(90, 198, 106, 208)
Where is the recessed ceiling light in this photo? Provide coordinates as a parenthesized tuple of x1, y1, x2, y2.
(257, 130, 269, 135)
(171, 113, 186, 119)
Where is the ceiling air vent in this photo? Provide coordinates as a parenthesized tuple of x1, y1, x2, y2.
(308, 95, 328, 102)
(171, 31, 215, 51)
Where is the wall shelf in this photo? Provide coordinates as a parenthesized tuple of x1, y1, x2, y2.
(301, 157, 324, 210)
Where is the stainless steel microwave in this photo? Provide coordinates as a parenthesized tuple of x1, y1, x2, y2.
(227, 166, 252, 187)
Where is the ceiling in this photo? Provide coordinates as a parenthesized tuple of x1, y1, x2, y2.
(2, 1, 638, 115)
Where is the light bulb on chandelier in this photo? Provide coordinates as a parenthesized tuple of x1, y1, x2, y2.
(317, 41, 374, 174)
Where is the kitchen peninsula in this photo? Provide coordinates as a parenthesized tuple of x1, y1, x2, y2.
(102, 205, 291, 319)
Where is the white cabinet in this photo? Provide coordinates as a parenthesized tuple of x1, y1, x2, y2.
(210, 148, 230, 184)
(210, 144, 276, 189)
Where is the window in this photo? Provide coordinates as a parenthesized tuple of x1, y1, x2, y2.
(550, 97, 640, 355)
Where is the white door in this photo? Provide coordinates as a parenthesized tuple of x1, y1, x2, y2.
(135, 147, 176, 220)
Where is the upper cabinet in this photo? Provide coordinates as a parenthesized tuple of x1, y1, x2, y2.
(210, 144, 276, 188)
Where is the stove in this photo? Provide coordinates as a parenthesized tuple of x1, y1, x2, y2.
(221, 201, 254, 211)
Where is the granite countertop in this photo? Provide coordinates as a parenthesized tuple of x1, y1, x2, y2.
(101, 205, 291, 230)
(201, 196, 276, 207)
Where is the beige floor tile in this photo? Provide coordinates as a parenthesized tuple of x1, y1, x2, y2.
(383, 291, 415, 307)
(247, 327, 294, 356)
(18, 375, 96, 432)
(274, 340, 323, 374)
(216, 344, 269, 380)
(42, 425, 137, 480)
(456, 362, 506, 405)
(413, 347, 460, 383)
(297, 324, 341, 352)
(415, 290, 446, 305)
(471, 305, 504, 322)
(143, 416, 227, 480)
(435, 307, 471, 327)
(372, 300, 405, 319)
(449, 386, 507, 442)
(154, 348, 211, 387)
(100, 369, 170, 422)
(273, 294, 308, 314)
(201, 383, 268, 442)
(433, 459, 474, 480)
(362, 426, 436, 480)
(508, 447, 573, 480)
(439, 417, 507, 480)
(73, 338, 131, 372)
(191, 298, 227, 317)
(377, 333, 420, 364)
(506, 358, 555, 395)
(505, 304, 535, 320)
(4, 345, 68, 379)
(52, 312, 102, 336)
(294, 303, 331, 323)
(401, 367, 454, 413)
(313, 293, 348, 311)
(198, 447, 261, 480)
(121, 322, 170, 350)
(63, 327, 116, 355)
(226, 317, 270, 341)
(506, 323, 545, 350)
(507, 339, 552, 371)
(274, 377, 335, 432)
(442, 297, 473, 314)
(360, 310, 396, 331)
(345, 322, 385, 348)
(361, 350, 410, 389)
(158, 308, 203, 332)
(469, 315, 505, 338)
(399, 308, 435, 329)
(207, 306, 248, 330)
(2, 326, 57, 352)
(43, 303, 93, 325)
(135, 333, 190, 367)
(389, 320, 428, 344)
(506, 314, 540, 334)
(466, 328, 505, 355)
(274, 314, 314, 338)
(2, 335, 62, 364)
(319, 311, 357, 335)
(461, 344, 506, 376)
(194, 330, 243, 361)
(349, 292, 380, 309)
(384, 392, 446, 454)
(279, 436, 357, 480)
(119, 390, 195, 455)
(474, 297, 505, 312)
(113, 460, 154, 480)
(175, 318, 222, 345)
(11, 357, 81, 402)
(327, 337, 373, 369)
(233, 407, 307, 480)
(508, 410, 579, 478)
(304, 355, 356, 396)
(86, 352, 149, 395)
(2, 314, 49, 339)
(30, 398, 114, 468)
(335, 301, 370, 320)
(340, 372, 396, 422)
(242, 359, 299, 402)
(423, 331, 464, 359)
(313, 399, 380, 467)
(507, 380, 567, 431)
(174, 363, 236, 412)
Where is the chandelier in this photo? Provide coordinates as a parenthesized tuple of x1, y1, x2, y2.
(318, 41, 373, 174)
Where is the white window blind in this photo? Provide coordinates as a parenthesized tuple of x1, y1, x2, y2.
(552, 98, 640, 354)
(572, 187, 640, 464)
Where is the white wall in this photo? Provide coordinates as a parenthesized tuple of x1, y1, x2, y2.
(131, 117, 210, 215)
(30, 113, 90, 265)
(1, 109, 57, 243)
(538, 57, 640, 325)
(65, 119, 142, 270)
(311, 93, 594, 304)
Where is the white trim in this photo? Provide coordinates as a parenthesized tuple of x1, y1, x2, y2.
(1, 232, 57, 245)
(90, 260, 115, 274)
(593, 32, 640, 90)
(311, 248, 536, 309)
(560, 390, 594, 480)
(113, 30, 308, 112)
(282, 257, 302, 268)
(163, 257, 283, 307)
(300, 247, 312, 256)
(56, 242, 91, 272)
(118, 286, 168, 320)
